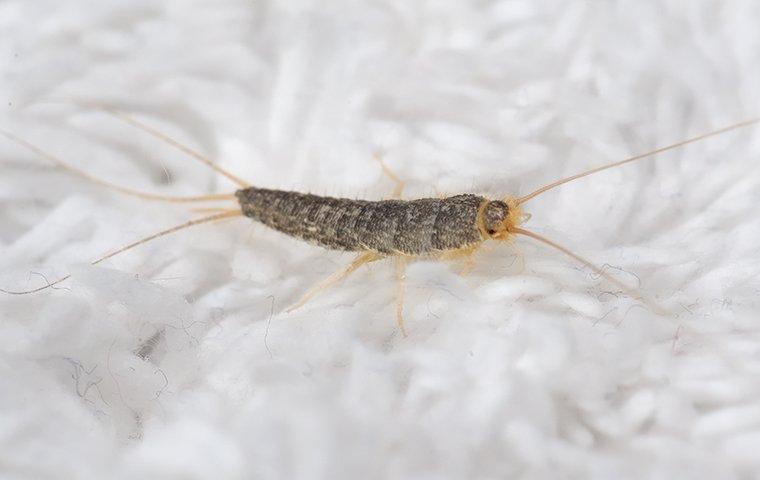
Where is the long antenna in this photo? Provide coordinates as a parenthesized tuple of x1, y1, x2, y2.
(516, 118, 760, 205)
(512, 227, 633, 294)
(511, 226, 671, 314)
(1, 210, 242, 295)
(513, 227, 668, 314)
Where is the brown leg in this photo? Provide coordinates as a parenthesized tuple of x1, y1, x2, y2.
(514, 249, 526, 275)
(458, 254, 476, 277)
(394, 257, 409, 337)
(440, 246, 477, 276)
(374, 154, 405, 199)
(286, 251, 379, 313)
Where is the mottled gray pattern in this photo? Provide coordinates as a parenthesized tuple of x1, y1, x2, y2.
(235, 188, 504, 255)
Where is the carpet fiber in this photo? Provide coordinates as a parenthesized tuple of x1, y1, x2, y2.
(2, 1, 760, 478)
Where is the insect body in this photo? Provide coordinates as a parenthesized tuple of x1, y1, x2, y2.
(236, 189, 515, 255)
(1, 108, 758, 335)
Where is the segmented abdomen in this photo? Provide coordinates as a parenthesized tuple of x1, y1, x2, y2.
(235, 187, 487, 255)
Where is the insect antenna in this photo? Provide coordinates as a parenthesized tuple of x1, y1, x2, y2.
(511, 227, 664, 312)
(0, 129, 237, 204)
(516, 117, 760, 205)
(0, 210, 242, 295)
(512, 227, 630, 291)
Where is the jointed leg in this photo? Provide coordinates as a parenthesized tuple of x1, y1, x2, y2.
(514, 249, 526, 275)
(440, 246, 477, 276)
(374, 154, 405, 199)
(459, 255, 476, 277)
(394, 256, 408, 336)
(286, 251, 379, 313)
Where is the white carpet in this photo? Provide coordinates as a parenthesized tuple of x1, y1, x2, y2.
(2, 1, 760, 478)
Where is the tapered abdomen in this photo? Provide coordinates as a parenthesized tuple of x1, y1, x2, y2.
(235, 187, 487, 255)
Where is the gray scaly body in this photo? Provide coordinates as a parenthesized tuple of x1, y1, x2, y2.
(235, 187, 511, 256)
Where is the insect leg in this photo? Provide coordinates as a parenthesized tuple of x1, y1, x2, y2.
(373, 154, 405, 199)
(285, 251, 380, 313)
(394, 256, 408, 337)
(0, 129, 236, 204)
(514, 249, 526, 275)
(190, 207, 242, 214)
(440, 246, 478, 276)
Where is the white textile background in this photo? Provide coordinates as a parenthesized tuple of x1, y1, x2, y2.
(1, 1, 760, 479)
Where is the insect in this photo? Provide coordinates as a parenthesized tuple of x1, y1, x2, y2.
(1, 107, 758, 335)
